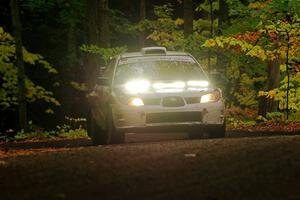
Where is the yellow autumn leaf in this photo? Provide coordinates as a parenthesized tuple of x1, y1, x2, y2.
(45, 108, 54, 114)
(258, 91, 265, 96)
(174, 18, 184, 26)
(267, 90, 276, 98)
(203, 39, 216, 47)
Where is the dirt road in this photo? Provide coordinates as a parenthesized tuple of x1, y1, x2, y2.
(1, 134, 300, 200)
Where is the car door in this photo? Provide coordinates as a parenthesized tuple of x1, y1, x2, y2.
(91, 58, 116, 129)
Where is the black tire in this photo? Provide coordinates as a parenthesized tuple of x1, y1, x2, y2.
(208, 124, 226, 138)
(188, 131, 203, 140)
(188, 130, 210, 140)
(87, 111, 108, 145)
(107, 110, 125, 144)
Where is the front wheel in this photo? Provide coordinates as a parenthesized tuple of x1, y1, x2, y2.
(87, 111, 108, 145)
(107, 110, 125, 144)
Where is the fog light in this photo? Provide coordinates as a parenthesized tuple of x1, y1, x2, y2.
(128, 97, 144, 106)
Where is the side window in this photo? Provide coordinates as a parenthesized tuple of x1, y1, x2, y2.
(103, 58, 116, 79)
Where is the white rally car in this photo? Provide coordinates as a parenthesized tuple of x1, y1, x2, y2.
(87, 47, 225, 145)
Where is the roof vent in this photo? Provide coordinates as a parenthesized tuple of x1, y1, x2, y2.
(141, 47, 167, 55)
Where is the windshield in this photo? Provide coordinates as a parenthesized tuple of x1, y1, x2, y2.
(114, 56, 206, 84)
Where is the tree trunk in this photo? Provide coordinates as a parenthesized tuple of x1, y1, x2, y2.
(266, 59, 280, 110)
(184, 0, 193, 38)
(67, 23, 76, 67)
(11, 0, 27, 131)
(98, 0, 110, 48)
(216, 0, 229, 73)
(258, 57, 281, 116)
(86, 0, 99, 45)
(218, 0, 228, 32)
(139, 0, 146, 48)
(258, 39, 281, 116)
(84, 0, 100, 89)
(207, 0, 214, 72)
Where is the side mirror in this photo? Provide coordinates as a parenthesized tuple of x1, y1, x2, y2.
(96, 77, 109, 86)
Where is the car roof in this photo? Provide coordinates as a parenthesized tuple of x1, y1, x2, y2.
(120, 51, 190, 59)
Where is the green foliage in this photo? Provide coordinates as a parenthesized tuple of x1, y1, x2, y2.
(263, 0, 300, 16)
(56, 127, 87, 139)
(234, 73, 265, 107)
(109, 9, 135, 36)
(259, 72, 300, 113)
(258, 17, 300, 113)
(153, 3, 174, 18)
(266, 112, 283, 122)
(226, 0, 252, 17)
(13, 130, 58, 141)
(222, 17, 259, 35)
(227, 116, 257, 128)
(11, 127, 87, 141)
(69, 81, 88, 92)
(203, 0, 300, 115)
(55, 116, 87, 139)
(0, 116, 87, 142)
(138, 4, 184, 50)
(0, 27, 60, 111)
(80, 45, 127, 64)
(137, 3, 215, 62)
(196, 0, 219, 12)
(63, 116, 86, 130)
(23, 0, 85, 25)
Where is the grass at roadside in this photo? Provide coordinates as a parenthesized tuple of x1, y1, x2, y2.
(1, 121, 299, 143)
(0, 128, 87, 143)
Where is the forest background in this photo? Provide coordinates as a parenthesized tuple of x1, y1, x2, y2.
(0, 0, 299, 138)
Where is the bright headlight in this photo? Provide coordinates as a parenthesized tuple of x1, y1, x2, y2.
(152, 81, 186, 89)
(125, 79, 150, 94)
(187, 80, 209, 87)
(200, 91, 221, 103)
(128, 97, 144, 106)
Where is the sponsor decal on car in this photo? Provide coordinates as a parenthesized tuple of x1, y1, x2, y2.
(119, 56, 196, 65)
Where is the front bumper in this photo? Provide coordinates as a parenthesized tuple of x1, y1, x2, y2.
(112, 100, 225, 133)
(116, 122, 224, 133)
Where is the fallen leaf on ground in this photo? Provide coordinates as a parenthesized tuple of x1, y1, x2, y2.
(184, 153, 197, 157)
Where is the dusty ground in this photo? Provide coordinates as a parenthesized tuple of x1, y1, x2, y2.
(1, 133, 300, 200)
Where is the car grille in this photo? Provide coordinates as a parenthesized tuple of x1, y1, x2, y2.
(162, 96, 185, 107)
(142, 96, 201, 106)
(146, 112, 202, 123)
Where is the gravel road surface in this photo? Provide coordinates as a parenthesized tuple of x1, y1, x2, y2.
(1, 133, 300, 200)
